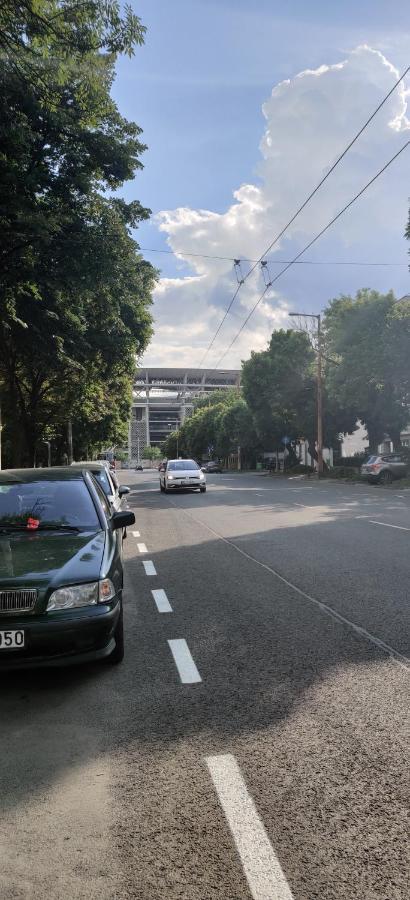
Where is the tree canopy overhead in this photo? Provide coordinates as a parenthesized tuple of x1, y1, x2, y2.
(0, 0, 156, 466)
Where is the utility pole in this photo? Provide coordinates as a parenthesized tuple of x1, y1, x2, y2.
(67, 420, 73, 464)
(316, 314, 323, 475)
(289, 312, 323, 475)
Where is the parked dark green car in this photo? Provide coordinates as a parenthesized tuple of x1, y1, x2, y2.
(0, 467, 135, 669)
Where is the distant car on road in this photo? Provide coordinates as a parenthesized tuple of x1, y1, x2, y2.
(201, 460, 223, 474)
(135, 465, 143, 471)
(0, 466, 135, 668)
(360, 453, 407, 485)
(160, 459, 206, 493)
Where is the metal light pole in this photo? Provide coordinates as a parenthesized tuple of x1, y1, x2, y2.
(67, 420, 73, 465)
(42, 440, 51, 467)
(167, 421, 179, 457)
(289, 312, 323, 475)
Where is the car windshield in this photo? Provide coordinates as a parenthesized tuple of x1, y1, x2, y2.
(168, 460, 198, 471)
(0, 479, 100, 530)
(365, 456, 379, 463)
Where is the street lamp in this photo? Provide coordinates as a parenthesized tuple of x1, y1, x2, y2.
(289, 312, 323, 475)
(42, 440, 51, 467)
(167, 421, 179, 457)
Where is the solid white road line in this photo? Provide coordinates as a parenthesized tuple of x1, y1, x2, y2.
(167, 639, 202, 684)
(143, 560, 157, 576)
(151, 589, 173, 613)
(169, 501, 410, 672)
(137, 542, 148, 553)
(132, 530, 140, 537)
(206, 754, 294, 900)
(369, 520, 410, 532)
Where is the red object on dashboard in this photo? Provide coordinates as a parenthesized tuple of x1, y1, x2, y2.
(27, 517, 40, 530)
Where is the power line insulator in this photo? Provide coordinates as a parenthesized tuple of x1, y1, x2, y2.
(233, 259, 244, 285)
(260, 260, 272, 288)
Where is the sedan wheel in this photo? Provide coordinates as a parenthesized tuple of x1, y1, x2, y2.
(200, 485, 206, 493)
(379, 470, 393, 485)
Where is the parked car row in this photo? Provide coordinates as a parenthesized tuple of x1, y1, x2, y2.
(0, 463, 134, 670)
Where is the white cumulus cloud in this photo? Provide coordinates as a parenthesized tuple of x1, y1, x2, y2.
(143, 45, 409, 369)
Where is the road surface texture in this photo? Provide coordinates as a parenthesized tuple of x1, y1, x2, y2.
(0, 470, 408, 899)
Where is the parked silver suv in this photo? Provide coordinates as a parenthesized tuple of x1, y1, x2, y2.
(360, 454, 407, 485)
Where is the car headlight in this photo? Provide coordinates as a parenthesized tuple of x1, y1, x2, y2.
(167, 474, 174, 480)
(47, 579, 115, 611)
(199, 472, 205, 480)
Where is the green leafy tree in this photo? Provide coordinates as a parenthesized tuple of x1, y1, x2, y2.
(144, 446, 162, 462)
(0, 1, 155, 466)
(216, 398, 260, 464)
(324, 290, 410, 450)
(242, 329, 356, 464)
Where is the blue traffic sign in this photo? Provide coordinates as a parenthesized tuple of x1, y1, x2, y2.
(282, 436, 290, 445)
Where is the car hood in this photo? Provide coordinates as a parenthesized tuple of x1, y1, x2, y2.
(0, 530, 105, 589)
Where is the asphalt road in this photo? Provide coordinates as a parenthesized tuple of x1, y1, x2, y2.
(0, 469, 409, 899)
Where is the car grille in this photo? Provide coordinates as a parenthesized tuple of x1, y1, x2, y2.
(0, 589, 37, 614)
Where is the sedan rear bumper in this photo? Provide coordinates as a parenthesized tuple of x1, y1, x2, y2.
(0, 599, 120, 670)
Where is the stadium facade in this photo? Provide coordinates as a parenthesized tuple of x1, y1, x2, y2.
(128, 367, 240, 462)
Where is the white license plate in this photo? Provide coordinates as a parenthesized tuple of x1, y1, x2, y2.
(0, 630, 25, 649)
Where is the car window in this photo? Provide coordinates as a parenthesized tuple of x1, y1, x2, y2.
(366, 456, 378, 463)
(167, 460, 198, 471)
(0, 479, 100, 529)
(91, 468, 113, 496)
(109, 471, 119, 490)
(90, 476, 111, 520)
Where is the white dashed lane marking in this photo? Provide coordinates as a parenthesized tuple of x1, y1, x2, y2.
(167, 639, 202, 684)
(137, 543, 148, 553)
(151, 589, 173, 613)
(143, 560, 157, 576)
(369, 520, 410, 532)
(206, 754, 294, 900)
(132, 530, 140, 537)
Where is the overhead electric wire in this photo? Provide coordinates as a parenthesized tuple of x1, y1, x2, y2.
(244, 62, 410, 282)
(199, 61, 410, 367)
(140, 246, 407, 266)
(212, 140, 410, 369)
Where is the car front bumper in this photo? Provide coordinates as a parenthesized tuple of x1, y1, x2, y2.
(0, 599, 121, 670)
(166, 481, 203, 489)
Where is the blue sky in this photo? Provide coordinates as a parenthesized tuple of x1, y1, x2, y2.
(111, 2, 410, 366)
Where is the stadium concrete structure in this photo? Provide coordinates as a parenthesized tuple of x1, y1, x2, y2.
(128, 367, 241, 462)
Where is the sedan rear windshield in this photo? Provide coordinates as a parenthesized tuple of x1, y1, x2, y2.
(365, 456, 378, 464)
(167, 460, 198, 471)
(0, 480, 100, 530)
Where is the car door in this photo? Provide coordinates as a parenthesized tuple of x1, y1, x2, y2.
(389, 455, 407, 478)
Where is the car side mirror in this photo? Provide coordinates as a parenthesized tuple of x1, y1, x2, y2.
(118, 486, 130, 497)
(112, 510, 135, 530)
